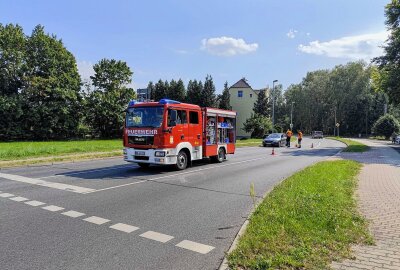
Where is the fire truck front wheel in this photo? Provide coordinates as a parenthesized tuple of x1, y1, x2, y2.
(175, 150, 188, 170)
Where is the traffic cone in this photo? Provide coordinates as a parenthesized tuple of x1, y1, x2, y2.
(271, 147, 275, 155)
(311, 143, 314, 148)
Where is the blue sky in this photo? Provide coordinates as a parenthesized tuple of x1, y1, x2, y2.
(0, 0, 389, 93)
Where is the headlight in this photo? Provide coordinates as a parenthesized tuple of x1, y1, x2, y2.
(123, 149, 127, 155)
(155, 151, 165, 157)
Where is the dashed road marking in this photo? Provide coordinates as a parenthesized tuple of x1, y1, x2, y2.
(109, 223, 139, 233)
(2, 192, 215, 255)
(9, 196, 28, 202)
(0, 172, 96, 194)
(139, 231, 174, 243)
(83, 216, 110, 225)
(25, 200, 45, 206)
(42, 205, 65, 212)
(62, 210, 85, 218)
(0, 193, 15, 198)
(176, 240, 215, 254)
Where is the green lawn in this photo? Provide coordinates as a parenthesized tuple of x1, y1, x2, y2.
(0, 140, 122, 161)
(328, 137, 369, 152)
(228, 160, 372, 270)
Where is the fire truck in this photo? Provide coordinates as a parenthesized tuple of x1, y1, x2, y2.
(123, 99, 237, 170)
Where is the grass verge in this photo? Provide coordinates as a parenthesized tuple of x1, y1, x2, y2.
(328, 137, 369, 152)
(228, 160, 372, 270)
(0, 139, 122, 161)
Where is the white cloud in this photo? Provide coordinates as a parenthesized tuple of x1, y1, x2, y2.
(298, 31, 388, 60)
(201, 36, 258, 57)
(287, 29, 298, 39)
(77, 60, 94, 81)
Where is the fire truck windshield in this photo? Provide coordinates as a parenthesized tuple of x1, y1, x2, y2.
(126, 106, 164, 128)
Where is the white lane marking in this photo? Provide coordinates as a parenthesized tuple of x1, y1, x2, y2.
(61, 210, 85, 218)
(39, 165, 132, 179)
(25, 200, 45, 206)
(176, 240, 215, 254)
(0, 193, 15, 198)
(88, 180, 147, 193)
(0, 173, 96, 194)
(109, 223, 139, 233)
(139, 231, 174, 243)
(83, 216, 110, 225)
(42, 205, 65, 212)
(9, 196, 28, 202)
(90, 156, 270, 193)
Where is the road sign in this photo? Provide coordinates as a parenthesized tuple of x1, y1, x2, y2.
(336, 123, 340, 127)
(290, 123, 293, 128)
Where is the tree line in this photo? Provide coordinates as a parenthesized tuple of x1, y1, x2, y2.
(146, 77, 231, 110)
(0, 24, 136, 140)
(243, 62, 399, 138)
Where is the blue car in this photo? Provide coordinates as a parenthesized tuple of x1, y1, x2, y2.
(262, 133, 286, 147)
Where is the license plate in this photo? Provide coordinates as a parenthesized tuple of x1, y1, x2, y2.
(135, 151, 145, 156)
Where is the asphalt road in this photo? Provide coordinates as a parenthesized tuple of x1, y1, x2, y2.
(0, 138, 344, 270)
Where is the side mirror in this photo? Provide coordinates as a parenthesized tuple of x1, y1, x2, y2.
(170, 110, 177, 126)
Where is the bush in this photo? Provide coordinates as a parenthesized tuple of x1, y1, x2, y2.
(242, 114, 272, 138)
(372, 114, 400, 139)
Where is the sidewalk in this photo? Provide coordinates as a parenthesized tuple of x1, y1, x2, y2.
(332, 139, 400, 270)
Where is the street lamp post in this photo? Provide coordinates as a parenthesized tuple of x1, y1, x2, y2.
(272, 79, 278, 128)
(290, 102, 295, 130)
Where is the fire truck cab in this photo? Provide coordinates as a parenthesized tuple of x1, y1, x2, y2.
(123, 99, 237, 170)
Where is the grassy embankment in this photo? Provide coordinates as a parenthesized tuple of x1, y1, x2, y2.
(0, 140, 122, 167)
(328, 137, 370, 152)
(228, 159, 372, 270)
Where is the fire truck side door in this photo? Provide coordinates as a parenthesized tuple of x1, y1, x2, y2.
(168, 108, 188, 144)
(188, 110, 202, 147)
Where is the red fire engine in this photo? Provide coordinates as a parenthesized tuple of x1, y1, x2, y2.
(123, 99, 237, 170)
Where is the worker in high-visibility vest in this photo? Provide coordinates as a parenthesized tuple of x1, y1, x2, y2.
(286, 129, 293, 147)
(297, 130, 303, 148)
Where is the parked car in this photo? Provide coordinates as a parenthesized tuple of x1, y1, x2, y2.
(263, 133, 286, 147)
(312, 131, 324, 139)
(395, 135, 400, 144)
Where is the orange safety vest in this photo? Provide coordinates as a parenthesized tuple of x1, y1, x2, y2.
(286, 130, 293, 137)
(298, 132, 303, 139)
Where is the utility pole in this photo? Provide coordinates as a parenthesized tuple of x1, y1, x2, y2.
(272, 79, 278, 129)
(334, 108, 337, 136)
(290, 102, 295, 130)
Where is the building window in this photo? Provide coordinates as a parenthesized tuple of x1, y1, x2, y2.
(250, 94, 253, 98)
(238, 90, 243, 98)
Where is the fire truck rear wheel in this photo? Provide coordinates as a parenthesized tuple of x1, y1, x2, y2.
(214, 147, 225, 163)
(175, 150, 188, 170)
(137, 163, 150, 169)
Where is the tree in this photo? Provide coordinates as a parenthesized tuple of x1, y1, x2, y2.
(242, 114, 272, 138)
(201, 75, 216, 107)
(154, 79, 167, 101)
(218, 81, 231, 110)
(0, 24, 26, 139)
(372, 114, 400, 139)
(86, 58, 135, 137)
(0, 23, 26, 96)
(22, 25, 82, 139)
(147, 81, 155, 100)
(373, 0, 400, 104)
(253, 89, 268, 116)
(167, 79, 186, 101)
(186, 79, 203, 105)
